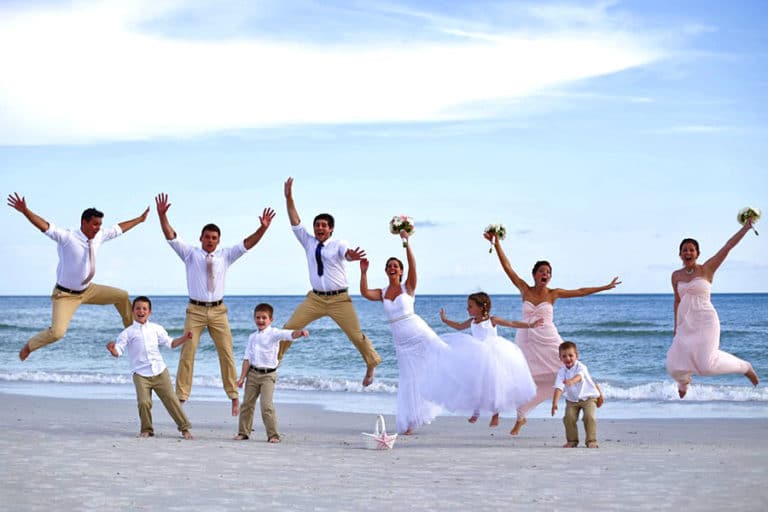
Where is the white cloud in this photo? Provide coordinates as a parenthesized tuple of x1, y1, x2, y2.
(0, 1, 662, 145)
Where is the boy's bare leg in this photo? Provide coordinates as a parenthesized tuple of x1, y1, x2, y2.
(232, 398, 239, 416)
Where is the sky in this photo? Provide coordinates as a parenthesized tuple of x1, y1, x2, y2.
(1, 0, 766, 296)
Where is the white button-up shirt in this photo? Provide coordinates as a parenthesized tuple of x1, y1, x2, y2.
(114, 321, 174, 377)
(243, 326, 297, 369)
(167, 237, 248, 301)
(292, 224, 350, 292)
(553, 361, 601, 402)
(44, 222, 123, 291)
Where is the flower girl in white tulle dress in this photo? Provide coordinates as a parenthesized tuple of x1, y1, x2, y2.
(439, 292, 539, 427)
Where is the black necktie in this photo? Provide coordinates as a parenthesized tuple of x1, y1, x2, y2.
(315, 242, 324, 276)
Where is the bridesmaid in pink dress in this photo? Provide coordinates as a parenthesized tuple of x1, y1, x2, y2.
(485, 232, 620, 435)
(666, 220, 759, 398)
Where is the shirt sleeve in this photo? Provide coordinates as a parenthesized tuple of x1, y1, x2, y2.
(291, 224, 313, 249)
(43, 222, 68, 244)
(223, 241, 248, 265)
(114, 328, 130, 356)
(334, 239, 350, 260)
(167, 236, 192, 261)
(242, 333, 256, 362)
(99, 224, 124, 243)
(155, 324, 173, 348)
(553, 368, 566, 391)
(270, 328, 298, 343)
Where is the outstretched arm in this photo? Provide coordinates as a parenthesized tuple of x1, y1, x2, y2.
(154, 193, 177, 240)
(118, 206, 150, 233)
(553, 277, 621, 299)
(171, 331, 193, 349)
(492, 316, 543, 329)
(439, 308, 471, 330)
(359, 258, 383, 301)
(284, 177, 300, 227)
(7, 193, 49, 232)
(551, 388, 563, 416)
(484, 232, 529, 293)
(702, 220, 754, 278)
(243, 208, 276, 250)
(402, 231, 417, 295)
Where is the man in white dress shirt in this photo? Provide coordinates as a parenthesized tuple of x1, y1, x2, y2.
(7, 192, 149, 361)
(277, 178, 381, 386)
(155, 193, 275, 416)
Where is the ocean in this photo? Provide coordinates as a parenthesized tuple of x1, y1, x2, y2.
(1, 294, 766, 419)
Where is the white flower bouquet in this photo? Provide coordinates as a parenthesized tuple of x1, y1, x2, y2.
(390, 215, 414, 247)
(484, 223, 507, 253)
(737, 206, 761, 235)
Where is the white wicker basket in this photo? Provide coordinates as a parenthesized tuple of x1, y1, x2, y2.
(361, 414, 398, 450)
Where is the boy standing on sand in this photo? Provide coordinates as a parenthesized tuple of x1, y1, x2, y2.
(551, 341, 603, 448)
(234, 303, 308, 443)
(107, 296, 194, 440)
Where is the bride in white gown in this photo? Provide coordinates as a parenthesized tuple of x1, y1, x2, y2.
(359, 231, 467, 435)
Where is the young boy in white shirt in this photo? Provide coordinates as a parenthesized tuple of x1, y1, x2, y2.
(551, 341, 604, 448)
(107, 296, 193, 439)
(234, 303, 308, 443)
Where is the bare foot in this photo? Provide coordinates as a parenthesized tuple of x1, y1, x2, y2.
(363, 365, 375, 387)
(745, 368, 759, 387)
(467, 415, 478, 424)
(231, 398, 239, 417)
(562, 442, 577, 448)
(233, 434, 248, 441)
(268, 437, 281, 443)
(403, 428, 414, 435)
(510, 418, 527, 436)
(678, 387, 687, 399)
(181, 430, 194, 440)
(587, 441, 599, 448)
(139, 432, 152, 438)
(19, 342, 31, 361)
(489, 413, 499, 428)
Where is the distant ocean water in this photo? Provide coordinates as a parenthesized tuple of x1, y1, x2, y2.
(1, 294, 766, 419)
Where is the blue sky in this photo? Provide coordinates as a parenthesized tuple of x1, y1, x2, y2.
(1, 0, 766, 295)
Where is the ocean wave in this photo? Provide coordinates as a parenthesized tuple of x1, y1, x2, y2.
(2, 372, 763, 402)
(601, 381, 768, 402)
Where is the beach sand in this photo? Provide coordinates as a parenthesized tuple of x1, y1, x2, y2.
(1, 392, 766, 511)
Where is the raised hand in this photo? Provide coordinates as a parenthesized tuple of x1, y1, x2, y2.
(346, 247, 367, 261)
(284, 177, 294, 198)
(260, 207, 276, 229)
(360, 258, 370, 273)
(7, 192, 27, 213)
(155, 193, 171, 215)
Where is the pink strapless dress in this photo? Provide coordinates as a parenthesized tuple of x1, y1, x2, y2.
(666, 278, 753, 389)
(514, 301, 563, 379)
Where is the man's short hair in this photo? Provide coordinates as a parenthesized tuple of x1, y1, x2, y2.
(81, 208, 104, 222)
(200, 223, 221, 237)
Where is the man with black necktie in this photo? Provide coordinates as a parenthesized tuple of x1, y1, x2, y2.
(155, 193, 275, 416)
(7, 192, 149, 361)
(278, 177, 381, 386)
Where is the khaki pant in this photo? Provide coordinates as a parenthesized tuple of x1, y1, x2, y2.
(175, 303, 238, 401)
(278, 291, 380, 368)
(28, 284, 132, 352)
(563, 398, 598, 446)
(133, 369, 191, 435)
(238, 369, 279, 440)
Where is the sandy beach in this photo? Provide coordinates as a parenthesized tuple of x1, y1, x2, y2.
(1, 392, 766, 511)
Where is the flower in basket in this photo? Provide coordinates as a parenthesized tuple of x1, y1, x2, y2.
(483, 223, 507, 253)
(737, 206, 761, 235)
(390, 215, 415, 247)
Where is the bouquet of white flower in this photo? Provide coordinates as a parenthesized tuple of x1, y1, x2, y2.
(484, 223, 507, 253)
(737, 206, 760, 236)
(390, 215, 415, 247)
